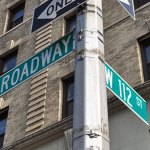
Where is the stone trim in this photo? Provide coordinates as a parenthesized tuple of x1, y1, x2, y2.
(3, 117, 72, 150)
(25, 14, 52, 135)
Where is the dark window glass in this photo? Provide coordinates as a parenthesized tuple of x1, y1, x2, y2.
(66, 15, 76, 33)
(0, 109, 8, 149)
(0, 134, 4, 149)
(0, 119, 7, 135)
(145, 44, 150, 63)
(140, 37, 150, 81)
(0, 50, 17, 75)
(66, 15, 76, 49)
(134, 0, 149, 9)
(8, 2, 25, 30)
(63, 76, 74, 118)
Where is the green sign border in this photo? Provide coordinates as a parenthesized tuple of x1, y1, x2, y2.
(105, 62, 149, 125)
(0, 32, 73, 96)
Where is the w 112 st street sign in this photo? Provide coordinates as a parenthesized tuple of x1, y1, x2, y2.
(105, 62, 149, 125)
(0, 32, 73, 96)
(31, 0, 86, 33)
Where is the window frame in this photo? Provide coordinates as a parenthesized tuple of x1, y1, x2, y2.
(62, 76, 74, 118)
(65, 14, 77, 34)
(0, 108, 8, 149)
(65, 13, 76, 50)
(7, 1, 25, 31)
(139, 35, 150, 81)
(0, 48, 18, 75)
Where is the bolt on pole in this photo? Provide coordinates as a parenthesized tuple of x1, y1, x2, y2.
(73, 0, 110, 149)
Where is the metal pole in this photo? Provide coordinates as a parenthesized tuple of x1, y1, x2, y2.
(73, 0, 110, 149)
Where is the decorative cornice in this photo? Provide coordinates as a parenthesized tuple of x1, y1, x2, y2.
(2, 116, 72, 150)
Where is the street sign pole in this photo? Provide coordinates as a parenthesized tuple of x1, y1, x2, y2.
(73, 0, 110, 149)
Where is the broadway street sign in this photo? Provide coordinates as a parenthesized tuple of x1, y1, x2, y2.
(31, 0, 86, 33)
(0, 32, 73, 96)
(105, 62, 149, 125)
(117, 0, 135, 20)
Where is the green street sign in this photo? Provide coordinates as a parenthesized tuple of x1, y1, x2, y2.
(0, 32, 73, 96)
(105, 62, 149, 125)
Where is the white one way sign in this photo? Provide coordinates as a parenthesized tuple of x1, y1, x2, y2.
(117, 0, 135, 20)
(31, 0, 86, 33)
(38, 0, 77, 19)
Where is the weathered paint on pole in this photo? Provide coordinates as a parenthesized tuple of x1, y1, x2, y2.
(73, 0, 110, 149)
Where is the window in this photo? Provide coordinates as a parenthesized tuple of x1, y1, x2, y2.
(7, 2, 25, 30)
(0, 49, 18, 75)
(140, 37, 150, 81)
(66, 15, 76, 33)
(0, 109, 8, 149)
(63, 76, 74, 118)
(66, 15, 76, 49)
(134, 0, 149, 9)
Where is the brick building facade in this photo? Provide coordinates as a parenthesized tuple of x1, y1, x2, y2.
(0, 0, 150, 150)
